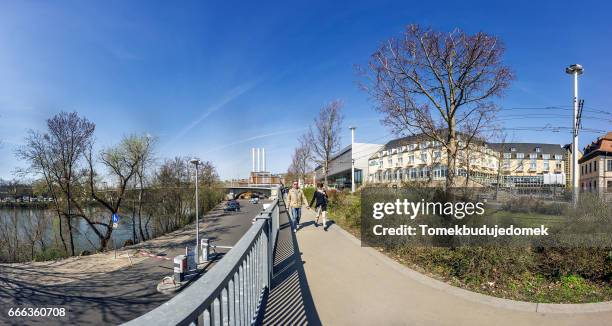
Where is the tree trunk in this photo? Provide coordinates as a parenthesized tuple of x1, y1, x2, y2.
(138, 186, 146, 241)
(132, 199, 137, 243)
(67, 216, 75, 256)
(57, 213, 68, 253)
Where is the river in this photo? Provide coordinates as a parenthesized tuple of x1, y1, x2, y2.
(0, 206, 154, 259)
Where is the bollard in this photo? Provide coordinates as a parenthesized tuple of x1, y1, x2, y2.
(201, 238, 210, 262)
(173, 255, 187, 282)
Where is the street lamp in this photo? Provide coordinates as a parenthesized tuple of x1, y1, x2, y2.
(350, 126, 356, 193)
(190, 158, 202, 265)
(565, 64, 583, 205)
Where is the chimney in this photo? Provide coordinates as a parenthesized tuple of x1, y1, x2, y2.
(256, 148, 260, 172)
(252, 148, 255, 172)
(262, 148, 266, 172)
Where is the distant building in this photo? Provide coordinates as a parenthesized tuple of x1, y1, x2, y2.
(249, 171, 283, 186)
(314, 143, 383, 189)
(366, 132, 568, 188)
(579, 132, 612, 197)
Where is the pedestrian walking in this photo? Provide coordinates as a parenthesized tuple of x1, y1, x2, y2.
(286, 180, 310, 233)
(310, 182, 329, 231)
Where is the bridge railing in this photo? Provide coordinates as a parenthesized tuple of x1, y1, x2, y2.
(123, 188, 281, 326)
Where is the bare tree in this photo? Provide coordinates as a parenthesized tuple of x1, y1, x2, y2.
(360, 24, 513, 189)
(290, 134, 313, 185)
(309, 100, 344, 186)
(16, 112, 95, 256)
(84, 134, 152, 250)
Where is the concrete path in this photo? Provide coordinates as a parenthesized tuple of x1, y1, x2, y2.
(295, 209, 612, 326)
(261, 201, 322, 325)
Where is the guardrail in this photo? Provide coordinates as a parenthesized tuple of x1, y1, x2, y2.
(123, 190, 281, 326)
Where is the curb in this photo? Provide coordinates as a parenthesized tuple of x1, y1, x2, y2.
(321, 215, 612, 314)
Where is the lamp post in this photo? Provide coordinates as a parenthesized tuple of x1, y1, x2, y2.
(190, 158, 202, 265)
(350, 126, 356, 193)
(565, 64, 583, 205)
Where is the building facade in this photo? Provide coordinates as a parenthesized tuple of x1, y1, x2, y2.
(367, 134, 568, 188)
(314, 143, 382, 189)
(579, 132, 612, 197)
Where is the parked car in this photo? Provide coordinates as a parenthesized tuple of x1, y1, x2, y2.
(250, 197, 259, 204)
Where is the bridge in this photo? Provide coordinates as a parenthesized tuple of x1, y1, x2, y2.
(220, 184, 278, 199)
(124, 185, 612, 325)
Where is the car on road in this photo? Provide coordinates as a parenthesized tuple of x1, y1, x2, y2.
(249, 197, 259, 204)
(224, 200, 241, 212)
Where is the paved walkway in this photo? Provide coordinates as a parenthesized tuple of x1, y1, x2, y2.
(293, 209, 612, 326)
(261, 202, 322, 325)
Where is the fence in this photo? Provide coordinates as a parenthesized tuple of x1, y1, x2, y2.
(123, 190, 281, 326)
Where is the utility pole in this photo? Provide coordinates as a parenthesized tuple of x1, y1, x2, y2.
(350, 126, 356, 193)
(565, 64, 583, 206)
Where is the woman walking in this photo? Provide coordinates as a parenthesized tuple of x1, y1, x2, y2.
(310, 182, 329, 231)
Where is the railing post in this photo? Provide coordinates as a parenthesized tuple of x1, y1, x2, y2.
(255, 213, 272, 289)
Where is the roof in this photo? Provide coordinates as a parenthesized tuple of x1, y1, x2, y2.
(313, 145, 352, 171)
(488, 143, 566, 155)
(579, 132, 612, 162)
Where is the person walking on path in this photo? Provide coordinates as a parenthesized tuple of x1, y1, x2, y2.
(287, 180, 310, 233)
(309, 182, 329, 231)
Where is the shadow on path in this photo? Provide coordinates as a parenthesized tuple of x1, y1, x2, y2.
(260, 202, 321, 326)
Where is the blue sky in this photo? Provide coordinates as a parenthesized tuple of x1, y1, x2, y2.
(0, 0, 611, 180)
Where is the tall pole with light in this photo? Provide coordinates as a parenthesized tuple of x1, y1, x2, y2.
(190, 158, 202, 265)
(565, 64, 583, 205)
(350, 126, 356, 193)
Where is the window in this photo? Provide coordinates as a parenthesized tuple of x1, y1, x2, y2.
(543, 161, 549, 170)
(378, 160, 383, 168)
(554, 154, 562, 160)
(398, 157, 403, 165)
(408, 144, 415, 151)
(529, 153, 537, 159)
(420, 141, 428, 149)
(511, 147, 516, 152)
(542, 154, 550, 160)
(421, 153, 427, 162)
(608, 160, 612, 171)
(434, 151, 441, 159)
(556, 162, 562, 170)
(535, 147, 541, 153)
(410, 168, 417, 179)
(594, 161, 597, 171)
(608, 180, 612, 189)
(517, 153, 524, 159)
(530, 160, 536, 170)
(503, 153, 511, 159)
(408, 155, 415, 164)
(503, 160, 510, 169)
(388, 158, 392, 165)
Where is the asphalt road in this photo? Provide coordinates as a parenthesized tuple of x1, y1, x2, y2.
(0, 199, 262, 326)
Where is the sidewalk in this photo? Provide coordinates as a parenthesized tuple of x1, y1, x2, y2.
(295, 209, 612, 326)
(261, 202, 322, 325)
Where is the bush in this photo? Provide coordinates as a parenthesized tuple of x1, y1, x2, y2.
(502, 196, 566, 215)
(536, 247, 612, 281)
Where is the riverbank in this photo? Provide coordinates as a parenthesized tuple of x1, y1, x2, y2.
(0, 204, 230, 286)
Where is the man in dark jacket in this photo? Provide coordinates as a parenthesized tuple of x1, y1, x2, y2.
(309, 182, 329, 231)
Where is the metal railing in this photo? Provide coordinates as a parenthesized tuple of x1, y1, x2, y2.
(123, 190, 281, 326)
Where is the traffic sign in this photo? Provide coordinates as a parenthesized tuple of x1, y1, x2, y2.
(112, 213, 119, 223)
